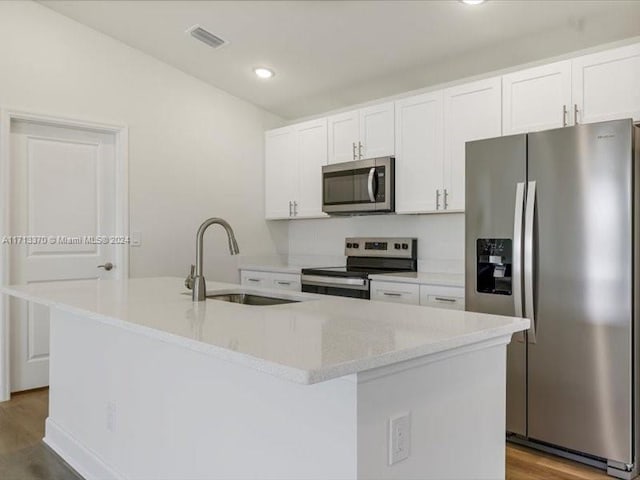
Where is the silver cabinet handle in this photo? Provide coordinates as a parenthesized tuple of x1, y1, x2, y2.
(562, 105, 567, 127)
(98, 262, 114, 271)
(443, 188, 449, 209)
(434, 296, 456, 303)
(358, 141, 363, 159)
(367, 167, 376, 202)
(352, 142, 357, 160)
(436, 189, 441, 210)
(383, 292, 402, 297)
(288, 201, 292, 217)
(524, 180, 537, 344)
(276, 281, 291, 286)
(247, 278, 261, 282)
(293, 201, 298, 216)
(574, 104, 579, 125)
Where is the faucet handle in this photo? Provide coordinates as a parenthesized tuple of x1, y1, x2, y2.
(185, 264, 195, 290)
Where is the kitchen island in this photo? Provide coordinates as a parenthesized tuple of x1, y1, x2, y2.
(2, 277, 528, 480)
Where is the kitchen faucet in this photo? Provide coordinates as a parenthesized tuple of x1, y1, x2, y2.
(185, 218, 240, 301)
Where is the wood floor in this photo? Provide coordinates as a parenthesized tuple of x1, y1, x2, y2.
(0, 388, 632, 479)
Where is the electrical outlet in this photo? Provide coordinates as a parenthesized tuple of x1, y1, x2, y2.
(106, 401, 117, 432)
(130, 231, 142, 247)
(389, 412, 411, 465)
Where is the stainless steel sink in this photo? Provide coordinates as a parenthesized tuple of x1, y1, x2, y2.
(206, 293, 299, 306)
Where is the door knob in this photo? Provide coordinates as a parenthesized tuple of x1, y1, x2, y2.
(98, 262, 114, 271)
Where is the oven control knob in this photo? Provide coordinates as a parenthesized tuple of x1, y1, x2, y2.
(394, 243, 401, 250)
(353, 243, 359, 249)
(346, 243, 353, 249)
(402, 243, 409, 250)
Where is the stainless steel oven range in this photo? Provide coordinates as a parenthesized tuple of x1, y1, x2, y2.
(301, 237, 417, 299)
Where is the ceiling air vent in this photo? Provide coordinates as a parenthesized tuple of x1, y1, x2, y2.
(187, 25, 227, 49)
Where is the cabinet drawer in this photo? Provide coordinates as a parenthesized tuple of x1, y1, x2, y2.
(371, 281, 420, 305)
(240, 270, 271, 288)
(420, 285, 465, 310)
(270, 273, 301, 291)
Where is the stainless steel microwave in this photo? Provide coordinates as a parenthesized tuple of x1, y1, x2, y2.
(322, 157, 395, 215)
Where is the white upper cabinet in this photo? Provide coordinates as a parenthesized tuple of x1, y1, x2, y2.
(443, 77, 502, 212)
(295, 118, 328, 218)
(265, 120, 328, 220)
(328, 102, 395, 164)
(359, 102, 395, 159)
(327, 110, 359, 164)
(502, 61, 572, 134)
(572, 43, 640, 124)
(265, 126, 297, 219)
(394, 91, 444, 213)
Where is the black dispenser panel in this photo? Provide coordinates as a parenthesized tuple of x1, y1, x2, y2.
(477, 238, 512, 295)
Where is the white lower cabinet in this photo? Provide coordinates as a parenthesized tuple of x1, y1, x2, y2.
(370, 281, 420, 305)
(420, 285, 465, 311)
(372, 280, 465, 310)
(240, 270, 301, 292)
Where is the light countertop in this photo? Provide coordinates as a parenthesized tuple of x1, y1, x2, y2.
(368, 271, 465, 287)
(239, 263, 305, 274)
(1, 277, 526, 385)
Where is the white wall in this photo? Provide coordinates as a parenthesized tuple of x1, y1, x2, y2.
(0, 1, 287, 282)
(288, 214, 464, 273)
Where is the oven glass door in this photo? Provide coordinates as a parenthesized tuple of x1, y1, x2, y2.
(301, 283, 370, 299)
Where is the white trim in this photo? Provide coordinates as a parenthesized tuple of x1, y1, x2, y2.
(0, 108, 129, 401)
(44, 417, 124, 480)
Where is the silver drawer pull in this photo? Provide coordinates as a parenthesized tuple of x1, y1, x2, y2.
(434, 296, 456, 303)
(383, 292, 403, 297)
(276, 281, 291, 285)
(247, 278, 261, 282)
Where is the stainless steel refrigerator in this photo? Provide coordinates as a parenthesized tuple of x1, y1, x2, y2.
(465, 119, 639, 479)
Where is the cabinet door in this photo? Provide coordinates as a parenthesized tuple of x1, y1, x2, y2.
(420, 285, 465, 311)
(295, 118, 328, 218)
(327, 110, 359, 164)
(359, 102, 395, 159)
(502, 61, 572, 134)
(572, 43, 640, 124)
(371, 281, 420, 305)
(394, 92, 444, 213)
(270, 273, 301, 291)
(240, 270, 271, 288)
(265, 127, 297, 219)
(443, 77, 502, 211)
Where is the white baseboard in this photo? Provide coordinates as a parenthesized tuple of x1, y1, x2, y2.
(44, 417, 123, 480)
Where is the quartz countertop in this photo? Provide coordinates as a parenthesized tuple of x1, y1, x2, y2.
(1, 277, 526, 385)
(239, 263, 305, 274)
(368, 271, 465, 287)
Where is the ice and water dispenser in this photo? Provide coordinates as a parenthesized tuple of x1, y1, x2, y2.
(476, 239, 512, 295)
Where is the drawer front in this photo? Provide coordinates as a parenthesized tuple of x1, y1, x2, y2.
(371, 281, 420, 305)
(271, 273, 301, 291)
(240, 270, 271, 288)
(420, 285, 465, 310)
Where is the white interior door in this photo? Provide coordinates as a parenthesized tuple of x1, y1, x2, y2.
(9, 119, 118, 392)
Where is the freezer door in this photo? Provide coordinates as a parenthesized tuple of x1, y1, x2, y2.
(527, 119, 633, 464)
(465, 134, 527, 436)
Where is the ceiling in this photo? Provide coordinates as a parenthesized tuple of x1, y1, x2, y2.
(42, 0, 640, 120)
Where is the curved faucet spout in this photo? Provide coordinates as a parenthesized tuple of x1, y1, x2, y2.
(190, 218, 240, 301)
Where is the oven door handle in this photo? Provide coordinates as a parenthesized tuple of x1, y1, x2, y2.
(301, 274, 369, 291)
(367, 167, 377, 203)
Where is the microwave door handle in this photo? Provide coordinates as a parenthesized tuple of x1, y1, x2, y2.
(367, 167, 376, 203)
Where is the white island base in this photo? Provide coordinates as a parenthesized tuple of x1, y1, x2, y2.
(45, 307, 508, 480)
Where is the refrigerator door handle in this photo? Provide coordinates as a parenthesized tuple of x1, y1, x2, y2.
(513, 182, 526, 342)
(524, 180, 537, 344)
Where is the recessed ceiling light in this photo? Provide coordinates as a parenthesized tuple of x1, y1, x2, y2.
(461, 0, 486, 4)
(254, 67, 275, 79)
